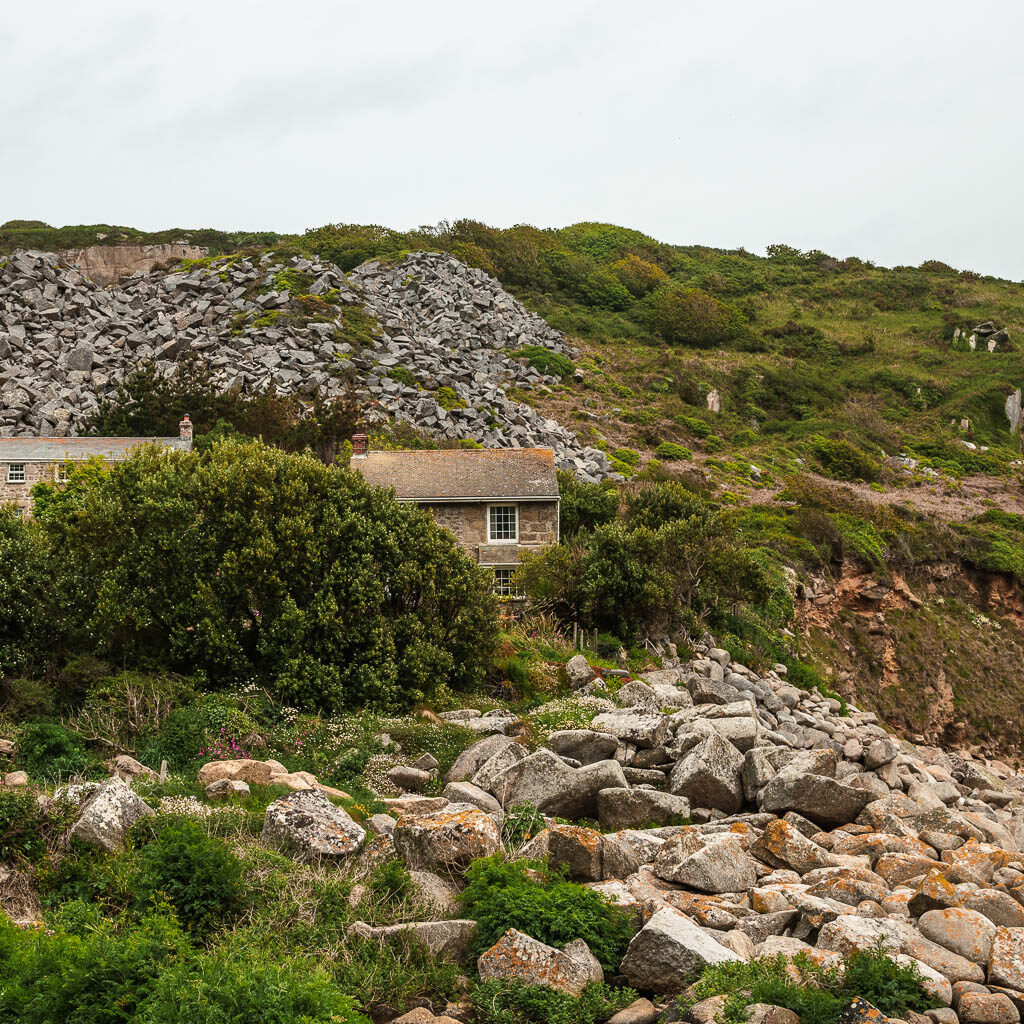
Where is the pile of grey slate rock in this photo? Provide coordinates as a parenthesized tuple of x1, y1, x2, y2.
(0, 248, 612, 479)
(361, 641, 1024, 1023)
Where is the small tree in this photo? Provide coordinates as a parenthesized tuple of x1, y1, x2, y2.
(636, 283, 753, 348)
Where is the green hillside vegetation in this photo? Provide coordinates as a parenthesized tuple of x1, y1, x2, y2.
(4, 217, 1024, 753)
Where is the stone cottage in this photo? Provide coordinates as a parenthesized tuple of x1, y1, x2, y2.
(352, 436, 560, 596)
(0, 416, 194, 517)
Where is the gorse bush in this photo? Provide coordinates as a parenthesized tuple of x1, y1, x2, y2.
(133, 819, 244, 935)
(137, 943, 369, 1024)
(654, 441, 692, 460)
(0, 907, 191, 1024)
(0, 909, 369, 1024)
(459, 856, 634, 972)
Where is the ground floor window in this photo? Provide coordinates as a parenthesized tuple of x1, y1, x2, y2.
(492, 567, 522, 598)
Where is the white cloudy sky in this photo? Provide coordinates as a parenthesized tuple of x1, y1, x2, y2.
(4, 0, 1023, 277)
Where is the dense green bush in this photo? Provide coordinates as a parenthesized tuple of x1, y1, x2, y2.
(459, 856, 634, 972)
(687, 948, 938, 1024)
(511, 345, 575, 379)
(654, 441, 692, 460)
(134, 820, 244, 936)
(0, 907, 368, 1024)
(0, 510, 51, 676)
(35, 441, 498, 712)
(636, 284, 753, 348)
(556, 471, 619, 537)
(0, 788, 48, 863)
(138, 943, 368, 1024)
(0, 906, 190, 1024)
(521, 485, 785, 640)
(16, 722, 101, 781)
(807, 436, 881, 482)
(471, 980, 637, 1024)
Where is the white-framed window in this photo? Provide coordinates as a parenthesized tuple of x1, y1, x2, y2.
(492, 567, 523, 598)
(54, 462, 70, 484)
(487, 503, 518, 543)
(6, 464, 25, 484)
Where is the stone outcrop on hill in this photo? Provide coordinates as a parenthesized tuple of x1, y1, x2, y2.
(0, 248, 613, 479)
(59, 243, 209, 285)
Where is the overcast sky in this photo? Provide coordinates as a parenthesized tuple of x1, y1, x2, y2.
(4, 1, 1024, 278)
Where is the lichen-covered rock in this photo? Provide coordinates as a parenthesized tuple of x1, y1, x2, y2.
(205, 778, 250, 800)
(597, 787, 691, 830)
(918, 907, 997, 965)
(477, 928, 602, 996)
(393, 802, 500, 872)
(758, 769, 874, 828)
(71, 776, 154, 852)
(653, 832, 758, 894)
(988, 927, 1024, 992)
(750, 819, 837, 874)
(261, 788, 365, 860)
(618, 907, 745, 992)
(668, 732, 745, 814)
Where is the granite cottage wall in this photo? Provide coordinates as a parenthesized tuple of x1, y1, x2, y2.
(422, 499, 558, 564)
(0, 461, 55, 514)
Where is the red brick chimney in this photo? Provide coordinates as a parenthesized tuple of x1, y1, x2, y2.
(351, 433, 368, 457)
(179, 414, 193, 444)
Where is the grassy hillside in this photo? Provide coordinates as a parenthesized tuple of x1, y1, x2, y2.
(5, 217, 1024, 754)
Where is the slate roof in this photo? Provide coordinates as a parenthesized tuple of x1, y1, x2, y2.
(354, 447, 559, 501)
(0, 437, 191, 462)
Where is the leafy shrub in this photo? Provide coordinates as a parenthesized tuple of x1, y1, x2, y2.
(0, 510, 50, 676)
(459, 856, 634, 972)
(138, 943, 369, 1024)
(136, 693, 258, 772)
(687, 947, 938, 1024)
(625, 481, 704, 529)
(556, 471, 619, 537)
(611, 253, 667, 297)
(16, 722, 101, 781)
(134, 819, 244, 935)
(0, 788, 47, 862)
(512, 345, 575, 379)
(654, 442, 692, 460)
(610, 448, 640, 467)
(37, 441, 498, 712)
(471, 980, 638, 1024)
(808, 436, 880, 482)
(0, 907, 191, 1024)
(636, 284, 754, 348)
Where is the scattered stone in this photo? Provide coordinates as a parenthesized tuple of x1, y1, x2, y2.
(477, 929, 602, 997)
(70, 776, 155, 852)
(262, 789, 366, 860)
(394, 803, 500, 872)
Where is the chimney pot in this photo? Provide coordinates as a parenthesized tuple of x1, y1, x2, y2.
(179, 414, 194, 443)
(351, 433, 368, 457)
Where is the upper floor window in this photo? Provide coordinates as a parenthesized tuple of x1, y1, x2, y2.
(488, 504, 518, 543)
(6, 464, 25, 484)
